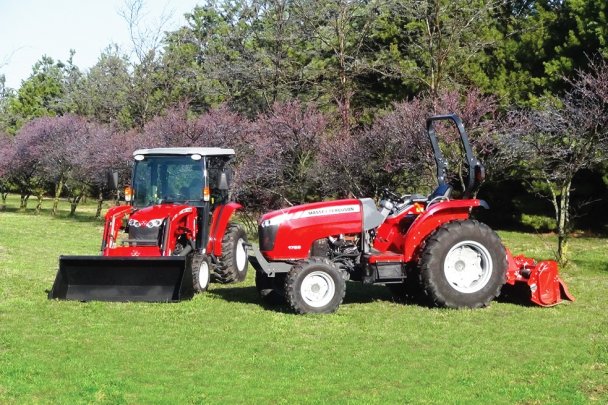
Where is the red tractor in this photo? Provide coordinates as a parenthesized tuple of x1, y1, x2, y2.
(250, 115, 574, 314)
(49, 147, 249, 302)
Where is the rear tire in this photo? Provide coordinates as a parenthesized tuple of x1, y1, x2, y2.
(214, 223, 248, 283)
(255, 271, 286, 305)
(285, 258, 346, 314)
(192, 253, 211, 293)
(419, 220, 507, 308)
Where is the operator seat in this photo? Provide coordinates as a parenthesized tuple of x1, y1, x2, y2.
(427, 184, 452, 204)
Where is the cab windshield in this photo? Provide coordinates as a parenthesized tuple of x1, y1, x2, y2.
(132, 155, 206, 208)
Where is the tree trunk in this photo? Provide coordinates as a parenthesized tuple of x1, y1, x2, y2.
(95, 191, 104, 219)
(556, 180, 572, 265)
(69, 192, 84, 216)
(0, 192, 7, 210)
(35, 193, 44, 214)
(20, 193, 29, 209)
(52, 176, 64, 216)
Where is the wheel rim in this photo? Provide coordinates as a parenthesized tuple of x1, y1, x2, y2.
(300, 270, 335, 308)
(443, 240, 493, 293)
(235, 238, 247, 273)
(198, 260, 210, 290)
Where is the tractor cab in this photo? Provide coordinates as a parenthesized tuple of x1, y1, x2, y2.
(127, 147, 234, 208)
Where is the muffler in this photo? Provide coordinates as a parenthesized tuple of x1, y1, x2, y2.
(48, 256, 194, 302)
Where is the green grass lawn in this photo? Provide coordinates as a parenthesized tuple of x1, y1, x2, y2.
(0, 195, 606, 404)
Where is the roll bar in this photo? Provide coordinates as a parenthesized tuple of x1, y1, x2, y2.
(426, 114, 485, 198)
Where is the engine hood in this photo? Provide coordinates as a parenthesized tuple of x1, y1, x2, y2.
(259, 199, 362, 226)
(258, 199, 364, 260)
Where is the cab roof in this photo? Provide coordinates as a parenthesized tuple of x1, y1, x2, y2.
(133, 147, 235, 157)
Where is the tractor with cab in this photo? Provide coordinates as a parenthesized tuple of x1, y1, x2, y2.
(49, 147, 248, 302)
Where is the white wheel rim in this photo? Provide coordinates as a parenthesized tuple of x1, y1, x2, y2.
(235, 238, 247, 273)
(443, 240, 493, 294)
(198, 260, 210, 290)
(300, 271, 336, 308)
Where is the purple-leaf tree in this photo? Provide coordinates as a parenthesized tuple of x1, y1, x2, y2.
(500, 59, 608, 263)
(317, 89, 498, 199)
(30, 115, 91, 215)
(237, 101, 328, 210)
(0, 131, 13, 208)
(140, 103, 247, 149)
(73, 123, 133, 217)
(7, 121, 49, 211)
(318, 96, 430, 199)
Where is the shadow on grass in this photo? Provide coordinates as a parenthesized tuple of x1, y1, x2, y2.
(495, 284, 536, 307)
(207, 281, 432, 313)
(207, 285, 294, 313)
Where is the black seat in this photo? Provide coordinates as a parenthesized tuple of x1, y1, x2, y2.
(428, 184, 452, 202)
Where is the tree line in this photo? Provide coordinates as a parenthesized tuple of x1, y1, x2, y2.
(0, 0, 607, 262)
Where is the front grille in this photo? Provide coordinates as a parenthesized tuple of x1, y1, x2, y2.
(129, 226, 161, 244)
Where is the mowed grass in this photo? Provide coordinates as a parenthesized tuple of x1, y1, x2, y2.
(0, 195, 607, 404)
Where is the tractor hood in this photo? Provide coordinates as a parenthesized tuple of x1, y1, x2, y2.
(259, 199, 362, 227)
(258, 199, 367, 260)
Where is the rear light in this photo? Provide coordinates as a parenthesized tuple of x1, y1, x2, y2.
(124, 186, 133, 202)
(203, 186, 210, 201)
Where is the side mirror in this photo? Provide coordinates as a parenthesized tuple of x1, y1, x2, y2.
(107, 171, 119, 190)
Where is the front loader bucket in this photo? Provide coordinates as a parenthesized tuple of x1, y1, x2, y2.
(49, 256, 194, 302)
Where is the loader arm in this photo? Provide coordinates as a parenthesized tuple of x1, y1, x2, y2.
(101, 205, 133, 252)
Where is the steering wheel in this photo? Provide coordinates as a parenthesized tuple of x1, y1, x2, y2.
(164, 193, 185, 201)
(381, 188, 401, 201)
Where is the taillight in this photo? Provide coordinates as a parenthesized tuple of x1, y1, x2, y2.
(203, 186, 210, 201)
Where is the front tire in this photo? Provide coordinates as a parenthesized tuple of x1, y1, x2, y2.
(285, 258, 346, 314)
(214, 223, 249, 283)
(192, 253, 211, 293)
(419, 220, 507, 308)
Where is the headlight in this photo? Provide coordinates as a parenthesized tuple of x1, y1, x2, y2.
(128, 219, 141, 228)
(146, 218, 164, 228)
(260, 213, 290, 227)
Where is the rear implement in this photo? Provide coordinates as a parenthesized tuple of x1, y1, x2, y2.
(505, 251, 575, 306)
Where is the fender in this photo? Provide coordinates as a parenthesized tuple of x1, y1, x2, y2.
(402, 199, 488, 262)
(206, 202, 243, 257)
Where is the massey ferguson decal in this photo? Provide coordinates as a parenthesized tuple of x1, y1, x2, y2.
(301, 205, 360, 218)
(262, 203, 361, 227)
